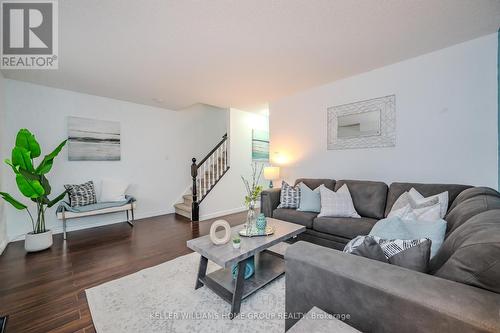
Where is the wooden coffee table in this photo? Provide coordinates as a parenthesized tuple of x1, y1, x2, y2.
(186, 218, 305, 318)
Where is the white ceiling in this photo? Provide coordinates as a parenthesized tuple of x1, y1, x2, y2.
(2, 0, 500, 110)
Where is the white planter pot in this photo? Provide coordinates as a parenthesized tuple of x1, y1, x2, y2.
(25, 230, 53, 252)
(232, 242, 241, 249)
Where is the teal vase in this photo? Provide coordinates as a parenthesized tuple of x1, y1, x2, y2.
(232, 256, 255, 280)
(256, 213, 267, 234)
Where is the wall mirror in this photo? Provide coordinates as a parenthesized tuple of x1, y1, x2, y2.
(337, 110, 381, 139)
(328, 95, 396, 150)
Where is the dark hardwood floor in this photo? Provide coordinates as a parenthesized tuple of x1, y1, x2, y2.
(0, 211, 248, 333)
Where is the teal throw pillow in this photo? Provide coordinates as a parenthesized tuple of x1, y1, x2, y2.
(297, 182, 321, 213)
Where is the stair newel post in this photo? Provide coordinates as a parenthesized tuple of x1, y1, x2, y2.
(191, 158, 200, 221)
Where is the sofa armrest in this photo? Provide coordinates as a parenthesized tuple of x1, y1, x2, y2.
(285, 241, 500, 333)
(260, 188, 281, 217)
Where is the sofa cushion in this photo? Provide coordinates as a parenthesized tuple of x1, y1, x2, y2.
(385, 182, 471, 217)
(273, 208, 317, 229)
(444, 195, 500, 235)
(294, 178, 335, 191)
(334, 180, 388, 219)
(429, 210, 500, 293)
(313, 216, 377, 239)
(447, 186, 500, 212)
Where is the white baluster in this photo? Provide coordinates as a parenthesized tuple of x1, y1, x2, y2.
(224, 140, 227, 170)
(216, 148, 220, 178)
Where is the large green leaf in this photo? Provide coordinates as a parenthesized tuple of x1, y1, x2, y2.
(11, 147, 34, 172)
(15, 173, 45, 198)
(0, 192, 27, 210)
(15, 129, 41, 159)
(47, 191, 67, 208)
(40, 175, 51, 196)
(36, 140, 67, 174)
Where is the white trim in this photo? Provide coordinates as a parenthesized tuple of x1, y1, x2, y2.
(0, 239, 7, 255)
(7, 204, 251, 242)
(10, 207, 175, 242)
(199, 205, 258, 221)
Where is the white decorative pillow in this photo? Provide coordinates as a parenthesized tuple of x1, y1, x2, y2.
(388, 191, 440, 221)
(100, 179, 129, 202)
(408, 188, 449, 218)
(318, 184, 361, 218)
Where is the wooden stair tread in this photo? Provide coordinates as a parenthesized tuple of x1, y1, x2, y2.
(174, 203, 191, 212)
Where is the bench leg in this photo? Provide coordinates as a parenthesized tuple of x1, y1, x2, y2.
(63, 217, 67, 240)
(126, 208, 134, 227)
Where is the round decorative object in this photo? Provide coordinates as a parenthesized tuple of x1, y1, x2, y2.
(209, 220, 231, 245)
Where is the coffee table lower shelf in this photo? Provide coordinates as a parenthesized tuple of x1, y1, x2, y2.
(195, 250, 284, 318)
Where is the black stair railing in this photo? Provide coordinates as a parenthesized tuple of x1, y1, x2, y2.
(191, 133, 229, 221)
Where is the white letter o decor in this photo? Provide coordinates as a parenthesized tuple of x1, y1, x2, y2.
(209, 220, 231, 245)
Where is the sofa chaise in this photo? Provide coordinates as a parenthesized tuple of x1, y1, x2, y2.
(261, 179, 500, 332)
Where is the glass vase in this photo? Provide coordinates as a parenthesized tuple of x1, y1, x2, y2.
(245, 200, 257, 235)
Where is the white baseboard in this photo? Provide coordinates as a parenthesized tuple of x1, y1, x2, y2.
(0, 239, 7, 255)
(199, 205, 259, 221)
(7, 205, 252, 243)
(9, 208, 175, 242)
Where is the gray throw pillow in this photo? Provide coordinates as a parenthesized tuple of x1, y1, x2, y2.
(344, 235, 432, 273)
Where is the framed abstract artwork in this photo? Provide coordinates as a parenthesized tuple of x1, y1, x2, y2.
(252, 130, 269, 161)
(68, 116, 121, 161)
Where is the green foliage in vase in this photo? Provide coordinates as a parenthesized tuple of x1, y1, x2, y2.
(241, 162, 264, 207)
(232, 235, 241, 244)
(0, 129, 67, 234)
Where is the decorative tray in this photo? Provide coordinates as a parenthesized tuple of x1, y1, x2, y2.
(239, 225, 275, 237)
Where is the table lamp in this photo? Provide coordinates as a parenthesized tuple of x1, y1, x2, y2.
(263, 166, 280, 188)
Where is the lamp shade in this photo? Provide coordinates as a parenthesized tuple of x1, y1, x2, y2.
(263, 166, 280, 181)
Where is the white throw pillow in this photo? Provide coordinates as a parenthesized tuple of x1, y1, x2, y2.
(318, 184, 361, 218)
(100, 179, 129, 202)
(388, 190, 442, 222)
(408, 188, 449, 218)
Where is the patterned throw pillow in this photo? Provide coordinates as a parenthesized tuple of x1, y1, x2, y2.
(317, 184, 360, 218)
(64, 181, 97, 207)
(277, 181, 300, 209)
(344, 235, 432, 272)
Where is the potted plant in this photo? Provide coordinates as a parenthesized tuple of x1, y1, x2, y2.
(232, 235, 241, 249)
(0, 129, 67, 252)
(241, 162, 264, 235)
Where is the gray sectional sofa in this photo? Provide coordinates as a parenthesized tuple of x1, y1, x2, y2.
(260, 179, 500, 332)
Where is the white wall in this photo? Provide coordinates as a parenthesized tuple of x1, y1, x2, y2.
(199, 108, 269, 219)
(2, 80, 227, 241)
(270, 34, 498, 189)
(0, 72, 7, 254)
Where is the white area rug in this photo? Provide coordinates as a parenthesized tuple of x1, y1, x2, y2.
(86, 253, 285, 333)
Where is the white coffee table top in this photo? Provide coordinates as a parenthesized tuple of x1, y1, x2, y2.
(186, 218, 305, 268)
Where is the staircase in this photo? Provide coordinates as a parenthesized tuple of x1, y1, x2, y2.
(174, 134, 230, 221)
